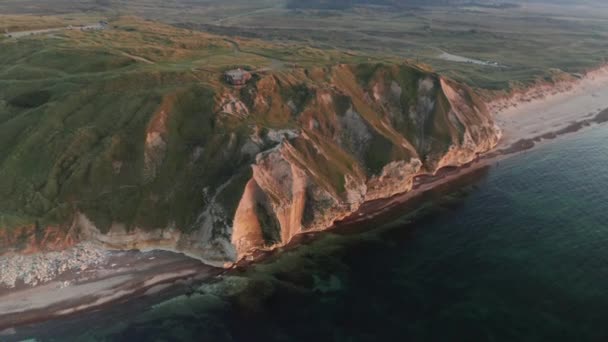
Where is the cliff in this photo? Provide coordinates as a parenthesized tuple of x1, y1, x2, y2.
(0, 60, 499, 265)
(0, 19, 500, 267)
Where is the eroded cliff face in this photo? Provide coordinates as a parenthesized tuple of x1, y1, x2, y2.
(0, 63, 500, 267)
(0, 225, 77, 255)
(229, 64, 500, 260)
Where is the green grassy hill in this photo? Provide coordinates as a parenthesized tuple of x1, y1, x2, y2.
(1, 17, 497, 260)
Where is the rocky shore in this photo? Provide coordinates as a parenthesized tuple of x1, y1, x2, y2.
(0, 243, 107, 289)
(0, 249, 219, 332)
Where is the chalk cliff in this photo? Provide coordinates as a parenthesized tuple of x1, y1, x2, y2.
(0, 63, 500, 267)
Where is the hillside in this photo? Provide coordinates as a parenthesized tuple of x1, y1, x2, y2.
(0, 18, 499, 266)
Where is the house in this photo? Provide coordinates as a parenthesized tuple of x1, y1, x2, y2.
(224, 68, 252, 86)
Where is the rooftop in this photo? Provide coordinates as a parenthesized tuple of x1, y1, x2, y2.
(225, 68, 250, 79)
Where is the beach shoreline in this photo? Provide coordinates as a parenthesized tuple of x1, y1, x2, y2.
(334, 66, 608, 231)
(0, 250, 221, 332)
(3, 66, 608, 336)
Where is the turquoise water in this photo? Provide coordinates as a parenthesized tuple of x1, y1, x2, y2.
(23, 124, 608, 341)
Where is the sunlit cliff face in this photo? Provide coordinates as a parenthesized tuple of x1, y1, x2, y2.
(0, 63, 499, 267)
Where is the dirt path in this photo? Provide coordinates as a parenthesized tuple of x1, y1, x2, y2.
(213, 5, 282, 25)
(3, 23, 105, 39)
(120, 52, 155, 64)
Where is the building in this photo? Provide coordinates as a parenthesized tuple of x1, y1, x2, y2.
(224, 68, 252, 86)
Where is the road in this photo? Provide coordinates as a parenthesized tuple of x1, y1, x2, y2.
(3, 23, 105, 39)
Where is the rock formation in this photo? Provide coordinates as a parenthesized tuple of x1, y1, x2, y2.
(0, 63, 500, 267)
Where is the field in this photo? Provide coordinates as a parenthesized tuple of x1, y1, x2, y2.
(1, 1, 608, 90)
(173, 1, 608, 90)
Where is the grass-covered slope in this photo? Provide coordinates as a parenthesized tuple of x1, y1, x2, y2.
(0, 19, 248, 232)
(0, 17, 498, 261)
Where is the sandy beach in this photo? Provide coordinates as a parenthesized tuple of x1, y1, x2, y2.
(2, 66, 608, 336)
(494, 66, 608, 148)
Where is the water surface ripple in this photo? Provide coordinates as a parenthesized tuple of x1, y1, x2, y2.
(18, 124, 608, 341)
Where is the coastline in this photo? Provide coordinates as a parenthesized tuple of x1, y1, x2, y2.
(491, 65, 608, 148)
(0, 250, 221, 331)
(293, 64, 608, 234)
(3, 66, 608, 335)
(282, 64, 608, 244)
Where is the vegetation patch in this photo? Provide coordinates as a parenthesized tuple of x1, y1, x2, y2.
(9, 90, 51, 108)
(364, 133, 397, 175)
(256, 203, 281, 245)
(280, 83, 315, 114)
(239, 75, 260, 109)
(355, 63, 384, 86)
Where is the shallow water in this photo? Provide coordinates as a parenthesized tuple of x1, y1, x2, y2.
(17, 124, 608, 341)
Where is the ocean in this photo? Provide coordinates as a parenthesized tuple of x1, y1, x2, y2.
(18, 123, 608, 341)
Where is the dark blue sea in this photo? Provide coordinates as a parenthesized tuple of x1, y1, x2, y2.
(21, 124, 608, 341)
